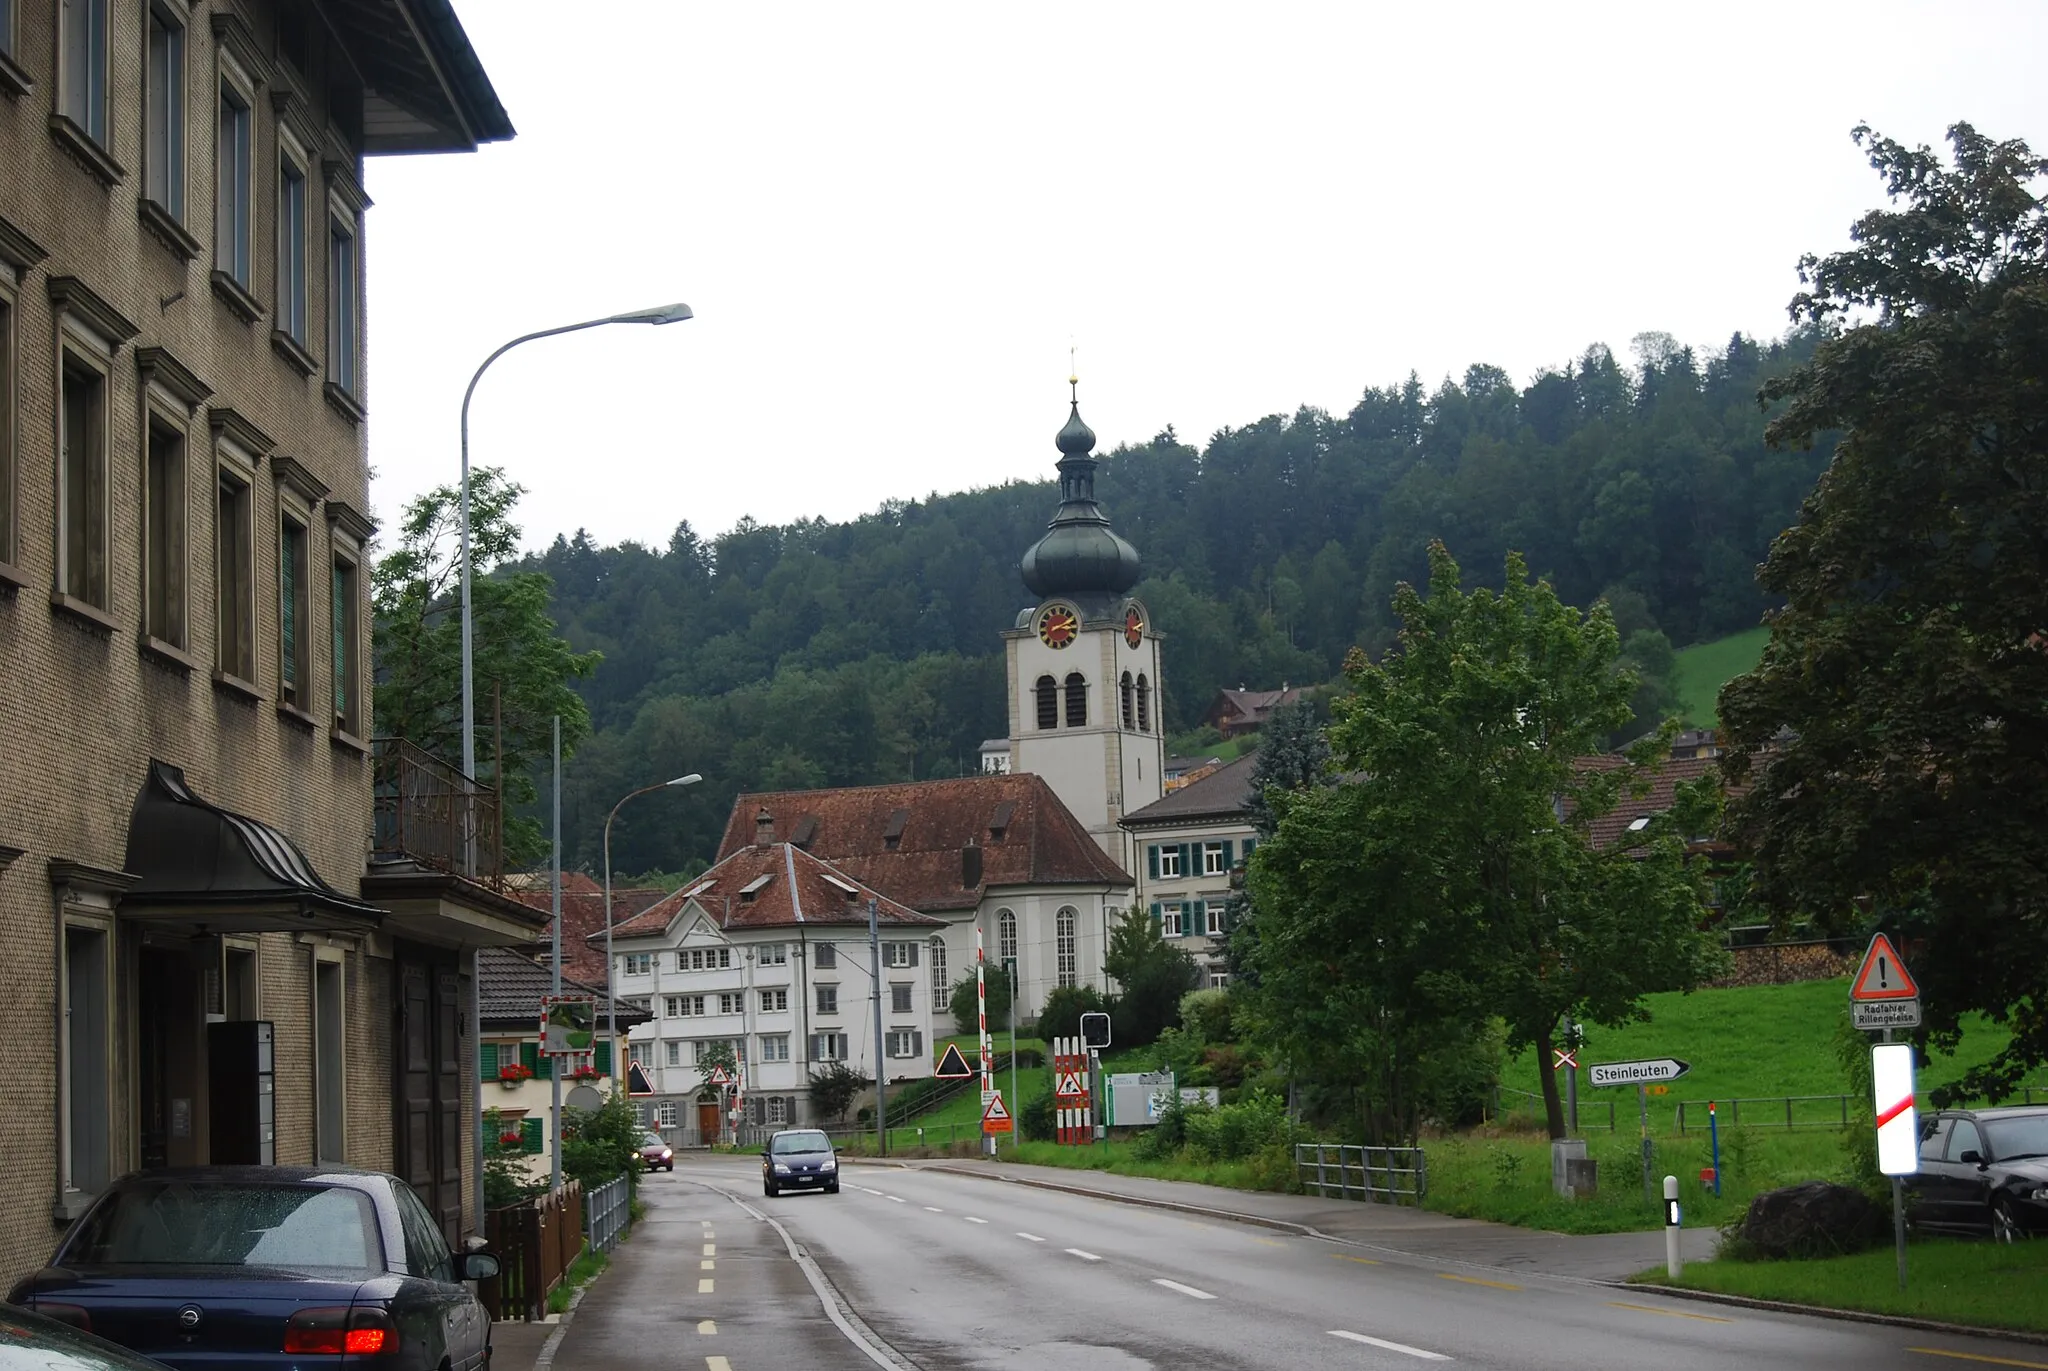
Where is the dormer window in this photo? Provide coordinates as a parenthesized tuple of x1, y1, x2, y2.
(738, 873, 773, 903)
(989, 800, 1014, 841)
(883, 807, 910, 851)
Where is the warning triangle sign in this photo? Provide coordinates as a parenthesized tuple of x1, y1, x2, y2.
(934, 1043, 975, 1079)
(627, 1061, 655, 1097)
(1850, 933, 1920, 1001)
(707, 1065, 733, 1086)
(981, 1091, 1012, 1133)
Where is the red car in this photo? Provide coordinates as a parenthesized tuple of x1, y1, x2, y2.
(639, 1133, 674, 1172)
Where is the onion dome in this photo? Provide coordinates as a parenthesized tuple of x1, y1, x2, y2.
(1020, 387, 1142, 598)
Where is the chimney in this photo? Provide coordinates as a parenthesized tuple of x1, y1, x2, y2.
(753, 806, 775, 850)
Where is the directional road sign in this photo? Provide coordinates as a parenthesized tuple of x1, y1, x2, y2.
(1850, 933, 1919, 1001)
(1587, 1058, 1690, 1088)
(934, 1043, 975, 1079)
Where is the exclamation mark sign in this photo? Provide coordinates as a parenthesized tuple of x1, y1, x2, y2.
(1878, 956, 1890, 990)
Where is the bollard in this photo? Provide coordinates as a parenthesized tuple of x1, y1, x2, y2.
(1663, 1174, 1683, 1278)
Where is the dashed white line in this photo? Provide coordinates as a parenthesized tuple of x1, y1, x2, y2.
(1016, 1232, 1045, 1242)
(698, 1278, 714, 1294)
(1065, 1248, 1102, 1262)
(886, 1195, 905, 1203)
(707, 1358, 733, 1371)
(700, 1259, 715, 1271)
(924, 1206, 944, 1212)
(856, 1186, 883, 1196)
(1329, 1330, 1451, 1361)
(696, 1320, 717, 1335)
(702, 1243, 716, 1256)
(1154, 1279, 1216, 1300)
(964, 1216, 989, 1224)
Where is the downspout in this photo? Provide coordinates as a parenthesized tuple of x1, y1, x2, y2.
(469, 946, 482, 1237)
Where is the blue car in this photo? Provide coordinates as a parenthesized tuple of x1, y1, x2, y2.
(762, 1130, 840, 1196)
(8, 1167, 498, 1371)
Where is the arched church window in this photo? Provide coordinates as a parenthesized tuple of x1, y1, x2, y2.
(1064, 673, 1087, 727)
(1056, 906, 1077, 988)
(998, 908, 1017, 965)
(1036, 675, 1059, 730)
(1136, 675, 1152, 732)
(930, 936, 949, 1011)
(1120, 672, 1135, 729)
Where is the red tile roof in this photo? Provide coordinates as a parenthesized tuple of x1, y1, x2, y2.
(506, 882, 669, 986)
(713, 774, 1131, 912)
(602, 843, 942, 941)
(1575, 753, 1741, 851)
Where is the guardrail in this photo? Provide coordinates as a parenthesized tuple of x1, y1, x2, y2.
(1296, 1144, 1427, 1204)
(585, 1175, 630, 1254)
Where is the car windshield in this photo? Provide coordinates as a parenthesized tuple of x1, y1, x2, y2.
(770, 1131, 832, 1156)
(1984, 1115, 2048, 1161)
(64, 1182, 382, 1275)
(643, 1134, 666, 1148)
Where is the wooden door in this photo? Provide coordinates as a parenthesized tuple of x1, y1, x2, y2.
(698, 1101, 720, 1144)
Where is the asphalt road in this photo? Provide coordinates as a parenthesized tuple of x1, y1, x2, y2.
(556, 1157, 2048, 1371)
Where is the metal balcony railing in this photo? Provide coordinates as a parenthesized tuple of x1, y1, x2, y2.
(371, 737, 503, 886)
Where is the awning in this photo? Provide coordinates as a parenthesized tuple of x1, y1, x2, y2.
(119, 760, 385, 935)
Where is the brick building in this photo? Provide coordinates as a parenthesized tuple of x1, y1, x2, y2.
(0, 0, 518, 1274)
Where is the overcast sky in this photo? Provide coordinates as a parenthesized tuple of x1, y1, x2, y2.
(363, 3, 2048, 555)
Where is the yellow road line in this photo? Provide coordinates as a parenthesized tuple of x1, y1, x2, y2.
(1252, 1238, 1285, 1248)
(1607, 1301, 1734, 1324)
(1331, 1253, 1382, 1266)
(1908, 1350, 2048, 1369)
(697, 1320, 717, 1335)
(1438, 1272, 1520, 1291)
(698, 1277, 714, 1294)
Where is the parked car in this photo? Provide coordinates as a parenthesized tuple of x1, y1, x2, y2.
(639, 1133, 675, 1172)
(8, 1167, 500, 1371)
(1911, 1106, 2048, 1242)
(762, 1130, 839, 1196)
(0, 1304, 175, 1370)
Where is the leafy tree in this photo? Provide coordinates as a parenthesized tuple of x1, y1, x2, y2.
(558, 1088, 645, 1195)
(1226, 697, 1332, 985)
(949, 966, 1012, 1038)
(373, 466, 600, 862)
(1721, 123, 2048, 1102)
(1252, 544, 1726, 1141)
(1099, 907, 1200, 1048)
(1034, 985, 1107, 1042)
(481, 1108, 544, 1208)
(808, 1061, 870, 1124)
(695, 1038, 741, 1086)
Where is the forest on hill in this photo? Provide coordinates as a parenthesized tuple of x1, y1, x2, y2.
(536, 329, 1834, 877)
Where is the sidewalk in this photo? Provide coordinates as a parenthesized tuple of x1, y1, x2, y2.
(896, 1156, 1715, 1281)
(488, 1316, 557, 1371)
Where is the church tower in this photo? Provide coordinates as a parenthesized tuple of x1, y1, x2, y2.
(1004, 383, 1165, 864)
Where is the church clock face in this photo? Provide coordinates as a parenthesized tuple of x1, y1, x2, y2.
(1124, 605, 1144, 648)
(1038, 604, 1079, 649)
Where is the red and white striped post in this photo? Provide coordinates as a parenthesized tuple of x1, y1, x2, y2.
(977, 926, 996, 1156)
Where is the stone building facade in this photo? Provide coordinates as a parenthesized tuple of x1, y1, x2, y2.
(0, 0, 515, 1279)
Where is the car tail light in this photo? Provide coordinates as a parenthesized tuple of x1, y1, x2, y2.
(282, 1306, 397, 1355)
(32, 1304, 91, 1334)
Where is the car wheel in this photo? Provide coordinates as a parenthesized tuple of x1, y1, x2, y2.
(1992, 1197, 2028, 1244)
(825, 1181, 840, 1194)
(763, 1181, 778, 1197)
(665, 1162, 674, 1172)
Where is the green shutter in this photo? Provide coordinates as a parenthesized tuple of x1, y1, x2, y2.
(1179, 844, 1194, 881)
(1222, 839, 1236, 868)
(522, 1040, 552, 1080)
(1150, 901, 1161, 936)
(595, 1040, 612, 1075)
(1243, 837, 1258, 857)
(1147, 845, 1159, 879)
(521, 1117, 543, 1154)
(480, 1042, 499, 1078)
(1191, 900, 1206, 937)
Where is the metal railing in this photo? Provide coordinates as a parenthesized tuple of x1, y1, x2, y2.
(1674, 1085, 2048, 1133)
(585, 1176, 630, 1254)
(371, 737, 502, 886)
(1296, 1144, 1428, 1204)
(1492, 1086, 1618, 1132)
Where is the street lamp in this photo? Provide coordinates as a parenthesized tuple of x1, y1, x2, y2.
(457, 304, 694, 794)
(604, 773, 703, 1082)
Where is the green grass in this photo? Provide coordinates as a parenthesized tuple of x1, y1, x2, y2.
(1004, 1138, 1286, 1191)
(545, 1244, 609, 1314)
(1674, 626, 1768, 725)
(1636, 1237, 2048, 1335)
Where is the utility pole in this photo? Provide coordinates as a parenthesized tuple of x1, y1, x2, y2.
(869, 898, 888, 1155)
(549, 715, 562, 1195)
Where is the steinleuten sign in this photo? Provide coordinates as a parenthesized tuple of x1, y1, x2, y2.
(1587, 1058, 1690, 1087)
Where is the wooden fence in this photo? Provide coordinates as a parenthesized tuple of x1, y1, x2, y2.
(480, 1182, 585, 1322)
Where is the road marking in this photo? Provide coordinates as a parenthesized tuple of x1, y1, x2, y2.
(1253, 1237, 1285, 1248)
(886, 1195, 905, 1203)
(1154, 1279, 1216, 1300)
(697, 1321, 716, 1335)
(1438, 1272, 1520, 1291)
(1908, 1352, 2048, 1370)
(1607, 1301, 1734, 1324)
(965, 1216, 989, 1224)
(701, 1259, 715, 1270)
(1329, 1330, 1451, 1361)
(924, 1206, 944, 1212)
(1016, 1232, 1045, 1242)
(708, 1358, 732, 1371)
(702, 1243, 716, 1256)
(1332, 1253, 1382, 1266)
(698, 1278, 714, 1293)
(856, 1186, 883, 1195)
(1065, 1248, 1102, 1262)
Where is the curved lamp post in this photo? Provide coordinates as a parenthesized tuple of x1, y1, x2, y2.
(604, 773, 703, 1085)
(458, 303, 694, 794)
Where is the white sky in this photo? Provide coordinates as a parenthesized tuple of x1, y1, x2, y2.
(364, 2, 2048, 553)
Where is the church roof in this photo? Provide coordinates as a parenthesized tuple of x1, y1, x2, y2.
(1019, 390, 1142, 602)
(714, 774, 1131, 912)
(604, 841, 940, 938)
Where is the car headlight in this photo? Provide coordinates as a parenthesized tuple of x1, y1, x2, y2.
(2031, 1186, 2048, 1203)
(820, 1157, 837, 1171)
(773, 1163, 791, 1174)
(660, 1149, 673, 1160)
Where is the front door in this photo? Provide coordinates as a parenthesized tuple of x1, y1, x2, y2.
(395, 952, 466, 1246)
(698, 1100, 720, 1144)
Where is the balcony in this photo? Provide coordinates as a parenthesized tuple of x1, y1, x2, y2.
(372, 737, 503, 887)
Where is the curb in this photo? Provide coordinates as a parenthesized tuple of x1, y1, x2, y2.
(1617, 1281, 2048, 1346)
(913, 1161, 1328, 1240)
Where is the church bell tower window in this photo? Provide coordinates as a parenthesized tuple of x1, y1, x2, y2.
(1120, 672, 1135, 729)
(1064, 673, 1088, 727)
(1136, 675, 1152, 733)
(1036, 675, 1059, 730)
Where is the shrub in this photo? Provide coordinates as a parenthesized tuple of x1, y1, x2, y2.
(1036, 985, 1107, 1042)
(1184, 1089, 1292, 1162)
(1178, 988, 1235, 1044)
(1201, 1044, 1247, 1090)
(1019, 1089, 1056, 1142)
(558, 1089, 644, 1197)
(950, 969, 1013, 1037)
(809, 1061, 870, 1123)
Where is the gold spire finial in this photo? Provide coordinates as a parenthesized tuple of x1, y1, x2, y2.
(1068, 341, 1078, 400)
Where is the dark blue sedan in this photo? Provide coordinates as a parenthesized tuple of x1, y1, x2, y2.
(762, 1129, 840, 1196)
(8, 1167, 497, 1371)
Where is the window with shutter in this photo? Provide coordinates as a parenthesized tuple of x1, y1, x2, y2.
(1148, 846, 1160, 879)
(913, 1030, 924, 1057)
(595, 1041, 612, 1075)
(521, 1118, 542, 1154)
(1190, 901, 1206, 937)
(1150, 901, 1161, 935)
(1223, 839, 1236, 867)
(480, 1043, 498, 1076)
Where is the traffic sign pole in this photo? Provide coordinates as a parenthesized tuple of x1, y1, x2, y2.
(1708, 1102, 1721, 1197)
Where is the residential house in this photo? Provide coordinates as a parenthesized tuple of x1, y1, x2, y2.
(1201, 686, 1306, 740)
(601, 818, 943, 1138)
(0, 0, 516, 1271)
(1120, 753, 1261, 987)
(476, 947, 648, 1178)
(712, 774, 1133, 1026)
(504, 870, 668, 989)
